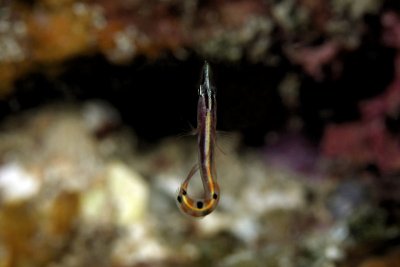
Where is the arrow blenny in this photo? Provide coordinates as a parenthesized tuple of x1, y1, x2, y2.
(176, 61, 220, 217)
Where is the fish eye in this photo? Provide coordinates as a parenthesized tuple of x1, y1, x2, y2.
(196, 201, 204, 209)
(182, 190, 187, 195)
(212, 193, 218, 199)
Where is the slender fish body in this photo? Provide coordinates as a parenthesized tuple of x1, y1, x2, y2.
(176, 62, 220, 217)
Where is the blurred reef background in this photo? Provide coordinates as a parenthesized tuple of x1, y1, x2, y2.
(1, 0, 400, 266)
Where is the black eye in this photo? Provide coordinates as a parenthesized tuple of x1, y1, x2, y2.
(212, 193, 218, 199)
(182, 190, 187, 195)
(196, 201, 204, 209)
(177, 195, 182, 203)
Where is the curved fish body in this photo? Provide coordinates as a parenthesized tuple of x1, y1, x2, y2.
(176, 62, 220, 217)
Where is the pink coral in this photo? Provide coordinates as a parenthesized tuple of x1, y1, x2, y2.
(322, 117, 400, 173)
(286, 41, 340, 80)
(382, 11, 400, 50)
(321, 12, 400, 174)
(322, 122, 373, 166)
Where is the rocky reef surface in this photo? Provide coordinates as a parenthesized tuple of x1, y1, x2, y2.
(0, 102, 397, 267)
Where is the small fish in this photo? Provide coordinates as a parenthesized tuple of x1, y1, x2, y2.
(176, 61, 220, 217)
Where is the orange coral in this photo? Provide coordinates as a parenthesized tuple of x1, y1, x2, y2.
(27, 7, 96, 63)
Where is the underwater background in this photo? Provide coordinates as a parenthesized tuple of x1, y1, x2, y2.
(0, 0, 399, 266)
